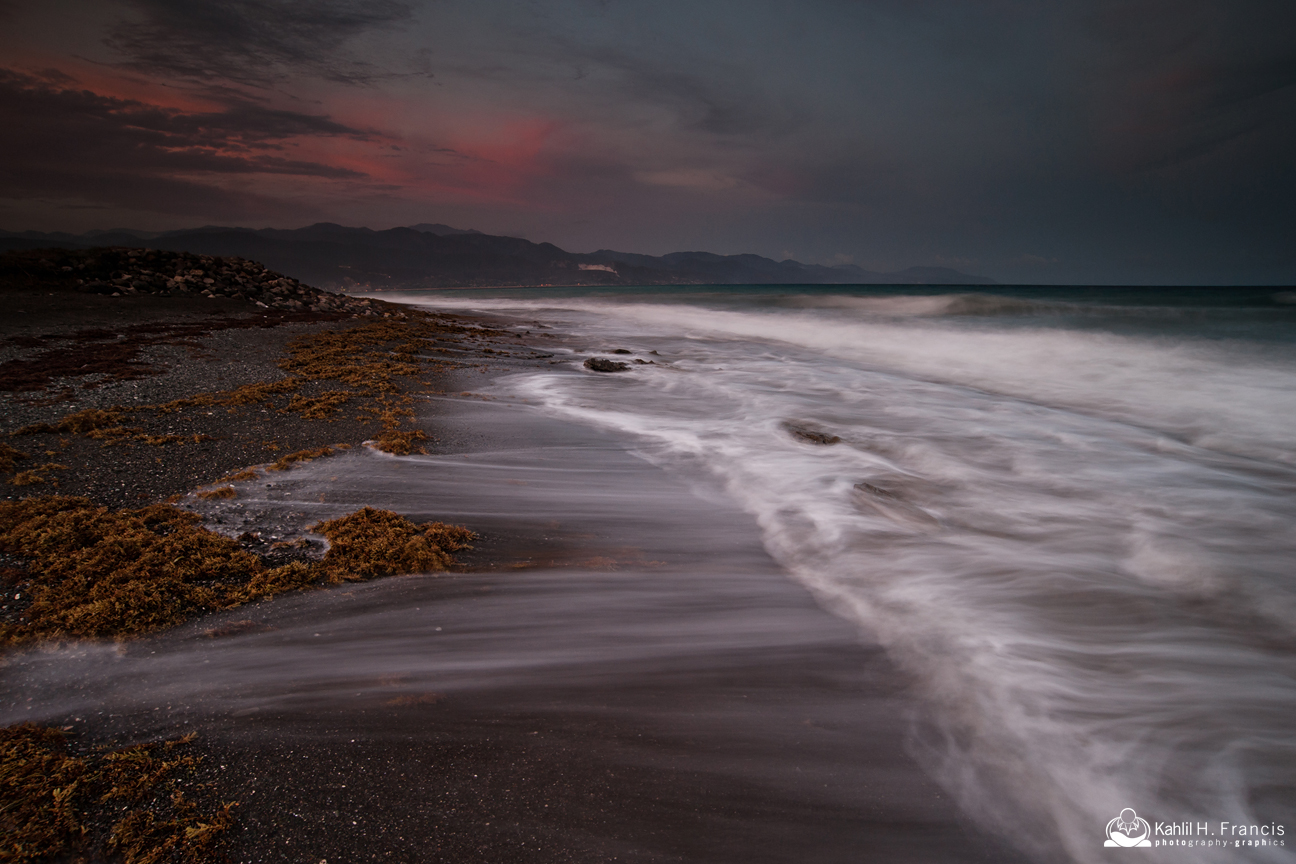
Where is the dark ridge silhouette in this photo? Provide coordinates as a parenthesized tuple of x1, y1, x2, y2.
(0, 224, 995, 288)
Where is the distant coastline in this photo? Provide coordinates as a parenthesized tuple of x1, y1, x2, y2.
(0, 222, 996, 291)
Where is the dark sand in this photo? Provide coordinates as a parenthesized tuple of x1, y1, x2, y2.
(2, 286, 379, 507)
(1, 266, 1029, 863)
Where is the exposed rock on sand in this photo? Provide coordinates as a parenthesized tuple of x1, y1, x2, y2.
(584, 357, 630, 373)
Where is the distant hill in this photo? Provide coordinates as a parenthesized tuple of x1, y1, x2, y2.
(0, 223, 995, 289)
(407, 223, 483, 236)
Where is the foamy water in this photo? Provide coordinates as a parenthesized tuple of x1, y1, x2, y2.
(407, 286, 1296, 863)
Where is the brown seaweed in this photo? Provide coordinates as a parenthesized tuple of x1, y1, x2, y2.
(0, 724, 235, 864)
(0, 496, 472, 645)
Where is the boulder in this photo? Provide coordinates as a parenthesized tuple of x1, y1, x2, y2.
(584, 357, 630, 373)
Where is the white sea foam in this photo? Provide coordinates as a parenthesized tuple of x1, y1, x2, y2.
(420, 293, 1296, 465)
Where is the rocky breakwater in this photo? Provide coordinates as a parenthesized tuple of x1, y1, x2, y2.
(50, 247, 379, 315)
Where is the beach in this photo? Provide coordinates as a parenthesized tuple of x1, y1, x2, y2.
(1, 255, 1032, 862)
(6, 272, 1296, 863)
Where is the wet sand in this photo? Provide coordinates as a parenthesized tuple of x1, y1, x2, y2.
(3, 395, 1030, 862)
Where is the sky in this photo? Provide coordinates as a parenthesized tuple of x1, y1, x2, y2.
(1, 0, 1293, 284)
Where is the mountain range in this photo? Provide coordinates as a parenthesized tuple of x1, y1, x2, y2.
(0, 223, 994, 289)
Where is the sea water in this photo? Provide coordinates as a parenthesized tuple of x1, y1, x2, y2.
(401, 284, 1296, 863)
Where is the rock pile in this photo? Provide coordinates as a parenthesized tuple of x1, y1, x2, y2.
(37, 247, 380, 315)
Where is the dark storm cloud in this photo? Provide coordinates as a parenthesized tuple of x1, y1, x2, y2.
(3, 162, 314, 221)
(0, 68, 370, 217)
(713, 0, 1296, 280)
(478, 4, 806, 139)
(1077, 1, 1296, 172)
(582, 50, 785, 137)
(106, 0, 416, 87)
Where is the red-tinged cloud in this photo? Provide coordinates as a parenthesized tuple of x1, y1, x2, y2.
(421, 119, 561, 202)
(0, 66, 388, 219)
(0, 60, 588, 224)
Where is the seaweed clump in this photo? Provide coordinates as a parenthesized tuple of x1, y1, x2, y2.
(0, 443, 29, 472)
(147, 315, 477, 454)
(0, 497, 265, 642)
(0, 496, 472, 645)
(267, 444, 344, 472)
(313, 507, 475, 580)
(15, 408, 122, 436)
(13, 408, 216, 450)
(285, 390, 350, 419)
(0, 724, 234, 864)
(9, 464, 68, 488)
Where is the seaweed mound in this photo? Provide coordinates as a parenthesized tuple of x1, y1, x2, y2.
(313, 507, 475, 580)
(0, 724, 233, 864)
(0, 497, 473, 645)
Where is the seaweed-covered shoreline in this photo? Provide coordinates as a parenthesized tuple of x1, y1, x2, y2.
(0, 247, 558, 508)
(0, 248, 552, 863)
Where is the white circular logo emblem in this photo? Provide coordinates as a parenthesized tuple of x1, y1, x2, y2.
(1105, 808, 1152, 847)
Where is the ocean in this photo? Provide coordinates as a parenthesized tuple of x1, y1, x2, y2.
(404, 284, 1296, 862)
